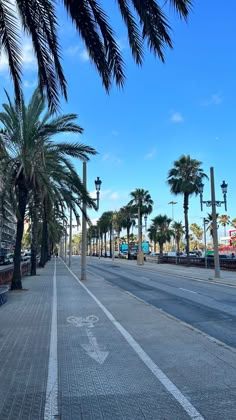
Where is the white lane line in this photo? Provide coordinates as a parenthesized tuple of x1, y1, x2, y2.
(179, 288, 197, 294)
(65, 262, 204, 420)
(141, 277, 150, 280)
(44, 259, 58, 420)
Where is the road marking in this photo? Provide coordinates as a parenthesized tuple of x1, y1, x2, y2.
(179, 288, 197, 294)
(82, 328, 109, 364)
(67, 315, 99, 328)
(141, 277, 149, 280)
(44, 259, 58, 420)
(65, 262, 204, 420)
(67, 315, 109, 364)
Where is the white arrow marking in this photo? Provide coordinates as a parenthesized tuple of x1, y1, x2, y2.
(81, 328, 109, 365)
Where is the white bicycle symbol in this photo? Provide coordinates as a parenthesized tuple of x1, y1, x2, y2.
(67, 315, 99, 328)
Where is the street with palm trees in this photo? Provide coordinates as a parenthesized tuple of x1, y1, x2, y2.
(1, 1, 236, 419)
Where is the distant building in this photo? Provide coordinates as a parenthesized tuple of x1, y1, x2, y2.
(0, 179, 16, 256)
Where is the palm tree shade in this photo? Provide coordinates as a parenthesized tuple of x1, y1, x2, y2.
(0, 1, 192, 111)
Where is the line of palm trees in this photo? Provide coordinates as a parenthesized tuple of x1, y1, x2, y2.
(0, 88, 98, 290)
(86, 156, 236, 259)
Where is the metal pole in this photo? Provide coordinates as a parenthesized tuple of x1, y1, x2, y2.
(112, 223, 115, 263)
(81, 160, 87, 280)
(64, 225, 67, 264)
(137, 203, 144, 265)
(203, 218, 207, 269)
(210, 167, 220, 278)
(98, 227, 101, 259)
(69, 207, 72, 267)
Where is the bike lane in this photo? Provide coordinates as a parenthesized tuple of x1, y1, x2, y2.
(56, 259, 207, 420)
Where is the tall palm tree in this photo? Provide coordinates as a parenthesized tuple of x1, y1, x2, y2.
(129, 189, 153, 257)
(205, 212, 219, 239)
(172, 221, 185, 254)
(148, 225, 158, 253)
(98, 211, 113, 257)
(120, 205, 136, 259)
(167, 155, 207, 259)
(0, 1, 192, 111)
(190, 223, 203, 241)
(218, 214, 230, 237)
(0, 88, 97, 289)
(150, 214, 172, 256)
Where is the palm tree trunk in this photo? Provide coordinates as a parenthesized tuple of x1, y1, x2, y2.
(39, 205, 48, 267)
(109, 227, 112, 257)
(11, 185, 28, 290)
(159, 242, 164, 256)
(127, 226, 131, 260)
(104, 233, 107, 257)
(184, 193, 190, 262)
(30, 194, 39, 275)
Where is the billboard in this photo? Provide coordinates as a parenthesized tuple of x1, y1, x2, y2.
(120, 242, 149, 254)
(229, 230, 236, 246)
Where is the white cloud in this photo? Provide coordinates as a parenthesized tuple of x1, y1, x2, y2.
(170, 112, 184, 123)
(0, 39, 36, 73)
(23, 79, 37, 88)
(117, 37, 129, 51)
(79, 49, 90, 62)
(110, 192, 119, 201)
(65, 45, 80, 56)
(101, 153, 123, 166)
(144, 147, 156, 160)
(22, 41, 36, 69)
(102, 153, 110, 162)
(203, 92, 223, 106)
(65, 45, 90, 62)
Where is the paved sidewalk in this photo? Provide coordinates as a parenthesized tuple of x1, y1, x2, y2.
(98, 257, 236, 287)
(1, 258, 236, 419)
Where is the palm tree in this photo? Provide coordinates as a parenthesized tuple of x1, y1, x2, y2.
(98, 211, 113, 257)
(0, 88, 97, 289)
(231, 218, 236, 229)
(205, 213, 219, 239)
(167, 155, 207, 259)
(129, 189, 153, 258)
(190, 223, 203, 250)
(120, 205, 136, 259)
(150, 215, 172, 256)
(0, 1, 192, 111)
(218, 214, 230, 237)
(172, 221, 185, 254)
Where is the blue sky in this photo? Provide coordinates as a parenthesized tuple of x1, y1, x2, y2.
(0, 1, 235, 238)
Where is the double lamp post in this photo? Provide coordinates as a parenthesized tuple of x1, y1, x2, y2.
(198, 166, 228, 279)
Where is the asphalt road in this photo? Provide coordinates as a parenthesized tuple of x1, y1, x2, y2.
(83, 257, 236, 349)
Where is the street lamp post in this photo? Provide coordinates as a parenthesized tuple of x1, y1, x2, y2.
(203, 217, 207, 269)
(198, 167, 228, 278)
(81, 160, 101, 281)
(137, 207, 148, 265)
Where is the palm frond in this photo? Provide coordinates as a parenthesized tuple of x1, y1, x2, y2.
(0, 1, 22, 103)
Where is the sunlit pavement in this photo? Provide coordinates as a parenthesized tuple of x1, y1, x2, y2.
(1, 257, 236, 419)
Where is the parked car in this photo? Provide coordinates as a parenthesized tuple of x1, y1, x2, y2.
(0, 254, 14, 265)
